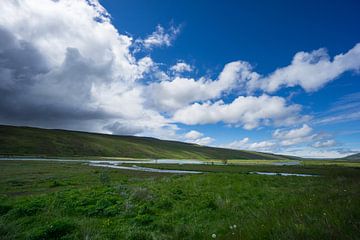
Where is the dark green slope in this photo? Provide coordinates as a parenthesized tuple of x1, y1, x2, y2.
(341, 153, 360, 161)
(0, 125, 296, 160)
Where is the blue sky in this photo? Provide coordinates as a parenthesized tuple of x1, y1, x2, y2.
(0, 0, 359, 157)
(102, 0, 360, 157)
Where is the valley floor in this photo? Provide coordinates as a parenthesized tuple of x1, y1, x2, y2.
(0, 160, 359, 239)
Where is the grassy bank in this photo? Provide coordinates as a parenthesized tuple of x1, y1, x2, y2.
(0, 160, 359, 239)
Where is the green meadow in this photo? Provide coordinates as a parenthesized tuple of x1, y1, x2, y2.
(0, 160, 359, 240)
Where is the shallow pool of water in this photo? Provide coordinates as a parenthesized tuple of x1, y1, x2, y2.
(272, 161, 301, 166)
(249, 171, 317, 177)
(89, 163, 202, 174)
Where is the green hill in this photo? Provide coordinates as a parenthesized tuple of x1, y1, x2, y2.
(341, 153, 360, 161)
(0, 125, 297, 160)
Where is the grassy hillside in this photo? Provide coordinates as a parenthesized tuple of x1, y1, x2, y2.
(342, 153, 360, 161)
(0, 125, 296, 160)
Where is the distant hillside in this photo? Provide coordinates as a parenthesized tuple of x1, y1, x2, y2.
(0, 125, 298, 160)
(342, 153, 360, 161)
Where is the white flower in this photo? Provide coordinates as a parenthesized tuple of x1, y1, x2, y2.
(233, 224, 237, 228)
(212, 233, 217, 238)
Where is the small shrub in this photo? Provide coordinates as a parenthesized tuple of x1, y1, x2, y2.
(134, 214, 155, 225)
(12, 198, 45, 217)
(99, 172, 111, 186)
(156, 197, 173, 210)
(0, 222, 14, 238)
(49, 180, 63, 188)
(7, 180, 26, 186)
(126, 229, 153, 240)
(116, 184, 128, 197)
(131, 187, 153, 202)
(205, 198, 217, 210)
(52, 188, 123, 217)
(201, 195, 218, 210)
(0, 204, 12, 215)
(27, 219, 76, 240)
(171, 188, 184, 200)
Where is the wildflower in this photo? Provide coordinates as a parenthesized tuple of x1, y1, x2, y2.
(233, 224, 237, 229)
(212, 233, 217, 238)
(230, 226, 233, 230)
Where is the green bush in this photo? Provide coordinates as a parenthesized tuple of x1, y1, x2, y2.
(155, 197, 173, 210)
(11, 198, 46, 217)
(49, 180, 63, 188)
(131, 187, 153, 202)
(126, 229, 154, 240)
(99, 172, 111, 186)
(27, 219, 76, 240)
(53, 188, 123, 217)
(0, 204, 12, 215)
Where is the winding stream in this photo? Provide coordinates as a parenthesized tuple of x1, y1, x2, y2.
(0, 158, 314, 176)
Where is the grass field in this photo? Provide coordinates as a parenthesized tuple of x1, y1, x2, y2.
(0, 160, 359, 239)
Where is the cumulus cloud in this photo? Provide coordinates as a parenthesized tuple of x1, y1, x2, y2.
(192, 136, 214, 145)
(185, 130, 203, 140)
(272, 124, 339, 150)
(184, 130, 214, 145)
(222, 137, 275, 151)
(0, 0, 177, 138)
(279, 148, 351, 159)
(247, 43, 360, 93)
(147, 61, 258, 111)
(103, 117, 179, 139)
(312, 139, 337, 148)
(138, 24, 180, 50)
(170, 61, 193, 73)
(173, 95, 306, 129)
(272, 124, 316, 146)
(221, 124, 340, 156)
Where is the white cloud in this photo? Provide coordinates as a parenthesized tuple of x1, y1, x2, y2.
(147, 61, 254, 111)
(0, 0, 179, 139)
(222, 137, 275, 151)
(184, 130, 214, 146)
(140, 24, 180, 50)
(248, 43, 360, 93)
(273, 124, 312, 139)
(312, 139, 337, 148)
(248, 141, 276, 149)
(222, 124, 340, 156)
(185, 130, 203, 140)
(170, 61, 193, 73)
(225, 137, 250, 148)
(173, 95, 306, 129)
(273, 125, 339, 148)
(279, 148, 351, 159)
(272, 124, 317, 146)
(193, 136, 214, 145)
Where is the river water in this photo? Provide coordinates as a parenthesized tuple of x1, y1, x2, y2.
(0, 158, 314, 176)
